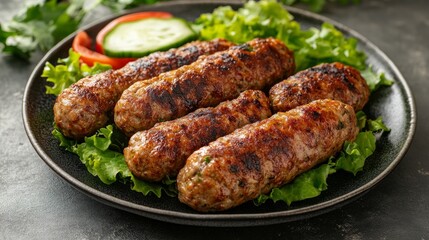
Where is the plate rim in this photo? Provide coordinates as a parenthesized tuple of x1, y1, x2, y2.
(22, 0, 417, 226)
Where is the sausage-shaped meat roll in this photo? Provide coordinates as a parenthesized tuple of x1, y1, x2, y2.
(177, 99, 358, 212)
(269, 62, 370, 113)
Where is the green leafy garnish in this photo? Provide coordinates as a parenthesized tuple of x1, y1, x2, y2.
(356, 111, 367, 130)
(367, 116, 390, 132)
(0, 0, 169, 58)
(256, 162, 335, 205)
(194, 0, 363, 71)
(255, 112, 389, 206)
(42, 48, 111, 96)
(293, 22, 366, 71)
(52, 125, 177, 197)
(0, 0, 86, 58)
(335, 131, 376, 175)
(360, 67, 394, 92)
(194, 0, 391, 86)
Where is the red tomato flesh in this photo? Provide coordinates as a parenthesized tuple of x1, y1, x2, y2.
(72, 31, 136, 69)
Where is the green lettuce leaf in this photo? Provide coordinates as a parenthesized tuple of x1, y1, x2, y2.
(334, 131, 376, 175)
(367, 116, 390, 132)
(293, 22, 367, 71)
(194, 0, 389, 85)
(52, 125, 177, 197)
(0, 0, 86, 58)
(193, 1, 298, 45)
(256, 161, 335, 205)
(360, 67, 394, 92)
(194, 0, 363, 71)
(356, 111, 367, 130)
(42, 48, 111, 96)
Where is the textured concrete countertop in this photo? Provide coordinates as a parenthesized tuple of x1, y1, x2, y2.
(1, 0, 428, 238)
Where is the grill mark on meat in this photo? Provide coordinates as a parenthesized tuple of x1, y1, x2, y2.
(309, 64, 357, 91)
(183, 45, 199, 54)
(310, 110, 321, 120)
(340, 73, 356, 91)
(229, 165, 239, 174)
(148, 86, 178, 117)
(172, 76, 201, 111)
(242, 152, 261, 172)
(232, 44, 253, 52)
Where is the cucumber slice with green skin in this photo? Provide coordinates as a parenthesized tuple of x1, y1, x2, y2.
(102, 18, 197, 58)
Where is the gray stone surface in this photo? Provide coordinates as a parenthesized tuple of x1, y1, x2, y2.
(1, 0, 428, 239)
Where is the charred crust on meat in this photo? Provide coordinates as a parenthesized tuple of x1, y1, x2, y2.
(151, 130, 167, 144)
(159, 61, 173, 72)
(229, 165, 239, 174)
(220, 53, 236, 63)
(340, 73, 357, 91)
(310, 110, 321, 120)
(236, 52, 251, 61)
(177, 56, 190, 67)
(179, 123, 188, 131)
(238, 180, 246, 188)
(148, 87, 178, 116)
(247, 115, 258, 123)
(227, 114, 237, 122)
(310, 63, 357, 91)
(171, 79, 185, 98)
(172, 78, 197, 110)
(231, 43, 253, 52)
(133, 58, 156, 75)
(208, 127, 223, 142)
(162, 51, 175, 59)
(242, 152, 261, 172)
(268, 145, 290, 159)
(218, 53, 238, 71)
(252, 98, 263, 109)
(183, 45, 199, 54)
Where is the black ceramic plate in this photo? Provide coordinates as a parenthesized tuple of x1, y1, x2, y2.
(23, 1, 416, 227)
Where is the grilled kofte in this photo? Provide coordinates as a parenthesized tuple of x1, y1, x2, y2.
(270, 62, 370, 113)
(124, 90, 272, 182)
(54, 39, 234, 139)
(177, 99, 359, 212)
(114, 38, 295, 136)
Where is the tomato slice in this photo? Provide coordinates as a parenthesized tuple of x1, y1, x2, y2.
(72, 31, 135, 69)
(95, 12, 173, 54)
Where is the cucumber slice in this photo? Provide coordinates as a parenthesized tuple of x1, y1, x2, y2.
(102, 18, 197, 58)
